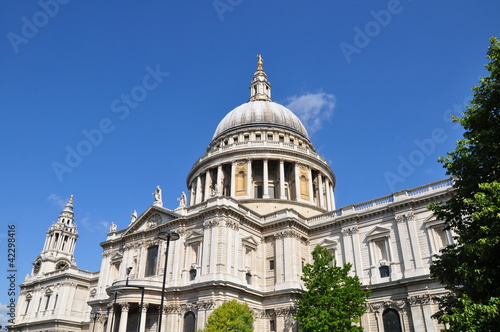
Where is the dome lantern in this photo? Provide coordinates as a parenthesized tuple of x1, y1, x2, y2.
(248, 54, 272, 102)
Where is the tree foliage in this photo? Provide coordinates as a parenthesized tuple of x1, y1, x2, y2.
(430, 36, 500, 331)
(295, 245, 370, 331)
(201, 299, 254, 332)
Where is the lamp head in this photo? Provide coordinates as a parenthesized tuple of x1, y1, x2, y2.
(157, 230, 180, 241)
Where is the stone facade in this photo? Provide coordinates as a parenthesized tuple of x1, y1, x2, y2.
(9, 59, 453, 332)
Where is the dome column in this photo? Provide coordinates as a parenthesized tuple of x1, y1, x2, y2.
(246, 160, 253, 198)
(196, 176, 203, 204)
(328, 182, 336, 210)
(318, 173, 325, 209)
(294, 163, 300, 202)
(230, 162, 236, 197)
(263, 159, 269, 199)
(204, 170, 212, 200)
(325, 180, 331, 210)
(217, 165, 223, 196)
(308, 167, 314, 204)
(279, 160, 286, 199)
(189, 182, 195, 206)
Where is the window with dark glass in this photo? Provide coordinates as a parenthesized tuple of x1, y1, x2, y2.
(145, 245, 159, 277)
(184, 311, 196, 332)
(44, 295, 51, 310)
(270, 320, 276, 331)
(190, 268, 197, 281)
(383, 309, 402, 332)
(269, 260, 275, 270)
(255, 185, 263, 198)
(24, 300, 30, 314)
(379, 265, 390, 278)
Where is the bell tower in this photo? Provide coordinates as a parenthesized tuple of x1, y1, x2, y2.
(34, 195, 79, 274)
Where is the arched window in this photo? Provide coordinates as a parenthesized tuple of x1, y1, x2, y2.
(382, 308, 402, 332)
(184, 311, 196, 332)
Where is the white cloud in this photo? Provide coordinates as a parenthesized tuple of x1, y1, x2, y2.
(79, 217, 111, 233)
(99, 221, 111, 231)
(0, 302, 13, 328)
(285, 92, 336, 134)
(47, 194, 66, 209)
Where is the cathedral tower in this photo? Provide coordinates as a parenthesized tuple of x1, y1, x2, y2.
(35, 195, 78, 274)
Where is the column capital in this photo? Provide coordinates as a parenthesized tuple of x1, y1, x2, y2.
(140, 302, 149, 313)
(395, 211, 414, 223)
(120, 302, 130, 311)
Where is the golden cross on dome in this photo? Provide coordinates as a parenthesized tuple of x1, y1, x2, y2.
(68, 195, 73, 204)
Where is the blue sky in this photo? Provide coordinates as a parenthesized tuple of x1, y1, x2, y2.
(0, 0, 499, 325)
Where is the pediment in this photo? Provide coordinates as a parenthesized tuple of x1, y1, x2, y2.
(110, 252, 123, 263)
(123, 206, 180, 236)
(242, 235, 259, 248)
(186, 229, 203, 241)
(366, 226, 391, 239)
(318, 237, 337, 248)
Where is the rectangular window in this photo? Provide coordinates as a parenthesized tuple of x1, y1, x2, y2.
(254, 185, 263, 198)
(244, 134, 249, 141)
(24, 300, 30, 314)
(145, 245, 159, 277)
(190, 268, 197, 281)
(328, 249, 336, 267)
(267, 134, 273, 141)
(246, 272, 252, 284)
(256, 133, 261, 140)
(379, 265, 390, 278)
(268, 186, 275, 199)
(269, 260, 275, 270)
(44, 295, 51, 310)
(279, 135, 284, 142)
(270, 320, 276, 331)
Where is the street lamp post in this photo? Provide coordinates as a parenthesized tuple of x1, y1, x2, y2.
(125, 267, 145, 332)
(157, 230, 180, 332)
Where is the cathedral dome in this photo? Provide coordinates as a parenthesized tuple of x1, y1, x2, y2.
(213, 100, 309, 140)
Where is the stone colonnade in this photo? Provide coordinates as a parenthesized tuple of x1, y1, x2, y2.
(189, 158, 335, 210)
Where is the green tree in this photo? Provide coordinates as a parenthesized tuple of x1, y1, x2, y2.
(430, 36, 500, 331)
(201, 299, 254, 332)
(295, 245, 370, 331)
